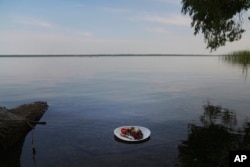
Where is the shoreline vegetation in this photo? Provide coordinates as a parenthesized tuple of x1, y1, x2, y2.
(222, 50, 250, 67)
(222, 50, 250, 79)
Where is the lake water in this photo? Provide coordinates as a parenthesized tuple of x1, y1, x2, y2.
(0, 56, 249, 167)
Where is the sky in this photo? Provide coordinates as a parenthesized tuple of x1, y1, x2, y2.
(0, 0, 250, 55)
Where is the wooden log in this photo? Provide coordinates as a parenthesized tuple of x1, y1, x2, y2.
(0, 101, 48, 151)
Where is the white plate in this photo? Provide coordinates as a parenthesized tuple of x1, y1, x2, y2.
(114, 126, 151, 142)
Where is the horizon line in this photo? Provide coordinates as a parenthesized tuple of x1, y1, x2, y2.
(0, 53, 219, 57)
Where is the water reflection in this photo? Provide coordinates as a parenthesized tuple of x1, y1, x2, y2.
(177, 102, 250, 167)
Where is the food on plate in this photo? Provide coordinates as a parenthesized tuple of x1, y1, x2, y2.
(121, 128, 128, 135)
(120, 127, 143, 140)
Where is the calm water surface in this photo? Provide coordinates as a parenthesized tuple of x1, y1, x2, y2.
(0, 56, 249, 167)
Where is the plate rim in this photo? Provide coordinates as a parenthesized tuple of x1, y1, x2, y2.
(114, 125, 151, 142)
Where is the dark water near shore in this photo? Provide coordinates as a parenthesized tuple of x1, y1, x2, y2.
(0, 56, 249, 167)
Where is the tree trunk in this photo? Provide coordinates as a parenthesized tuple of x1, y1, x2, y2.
(0, 101, 48, 151)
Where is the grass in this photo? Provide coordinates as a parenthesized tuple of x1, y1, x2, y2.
(222, 50, 250, 80)
(222, 50, 250, 67)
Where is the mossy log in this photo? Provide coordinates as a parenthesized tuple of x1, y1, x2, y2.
(0, 101, 48, 151)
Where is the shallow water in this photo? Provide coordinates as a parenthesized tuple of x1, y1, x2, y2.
(0, 56, 249, 167)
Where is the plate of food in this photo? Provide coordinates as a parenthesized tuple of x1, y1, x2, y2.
(114, 126, 151, 142)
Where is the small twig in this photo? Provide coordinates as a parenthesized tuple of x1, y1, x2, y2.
(26, 120, 47, 129)
(31, 129, 38, 167)
(32, 130, 36, 155)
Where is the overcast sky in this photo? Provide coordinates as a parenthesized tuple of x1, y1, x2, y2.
(0, 0, 249, 55)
